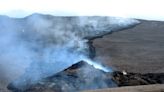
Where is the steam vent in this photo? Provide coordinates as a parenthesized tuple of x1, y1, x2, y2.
(2, 13, 164, 92)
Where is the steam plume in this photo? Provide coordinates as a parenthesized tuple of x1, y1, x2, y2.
(0, 14, 140, 91)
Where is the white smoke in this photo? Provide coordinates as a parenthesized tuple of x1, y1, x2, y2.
(82, 58, 112, 72)
(0, 14, 140, 91)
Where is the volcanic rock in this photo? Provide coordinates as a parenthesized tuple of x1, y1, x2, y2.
(8, 61, 117, 92)
(112, 71, 164, 86)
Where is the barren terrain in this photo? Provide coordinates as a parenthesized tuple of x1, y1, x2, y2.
(1, 19, 164, 92)
(93, 20, 164, 73)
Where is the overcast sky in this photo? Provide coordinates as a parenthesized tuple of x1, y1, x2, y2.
(0, 0, 164, 20)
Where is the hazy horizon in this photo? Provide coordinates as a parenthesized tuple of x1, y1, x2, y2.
(0, 0, 164, 21)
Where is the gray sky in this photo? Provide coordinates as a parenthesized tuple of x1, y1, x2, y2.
(0, 0, 164, 20)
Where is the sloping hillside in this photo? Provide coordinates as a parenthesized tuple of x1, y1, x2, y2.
(93, 20, 164, 73)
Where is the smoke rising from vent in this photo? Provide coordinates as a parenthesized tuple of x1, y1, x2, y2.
(0, 14, 140, 91)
